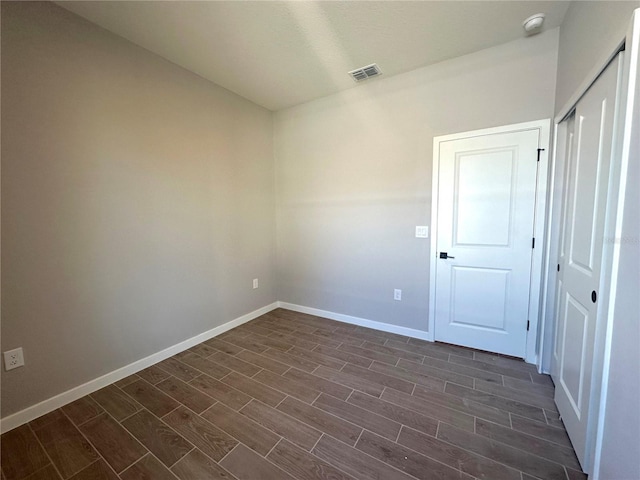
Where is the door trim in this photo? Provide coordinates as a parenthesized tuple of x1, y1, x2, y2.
(429, 119, 551, 364)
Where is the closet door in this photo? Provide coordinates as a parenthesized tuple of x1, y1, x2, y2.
(552, 53, 622, 468)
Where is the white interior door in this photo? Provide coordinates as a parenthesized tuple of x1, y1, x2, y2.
(552, 54, 622, 468)
(434, 128, 540, 357)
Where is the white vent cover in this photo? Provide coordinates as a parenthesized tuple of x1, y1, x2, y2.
(348, 63, 382, 82)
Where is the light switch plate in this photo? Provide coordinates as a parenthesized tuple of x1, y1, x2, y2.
(415, 226, 429, 238)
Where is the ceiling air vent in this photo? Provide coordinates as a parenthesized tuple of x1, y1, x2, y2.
(348, 63, 382, 82)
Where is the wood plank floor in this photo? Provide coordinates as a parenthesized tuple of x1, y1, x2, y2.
(1, 309, 586, 480)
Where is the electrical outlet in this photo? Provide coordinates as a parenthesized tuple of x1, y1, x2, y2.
(4, 347, 24, 371)
(253, 278, 259, 289)
(394, 289, 402, 301)
(415, 226, 429, 238)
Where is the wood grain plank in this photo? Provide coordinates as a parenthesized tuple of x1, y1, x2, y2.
(355, 430, 475, 480)
(156, 376, 216, 414)
(341, 363, 415, 394)
(510, 414, 572, 448)
(90, 385, 140, 422)
(283, 368, 353, 400)
(445, 383, 546, 422)
(370, 360, 456, 390)
(201, 403, 280, 456)
(119, 455, 175, 480)
(187, 343, 219, 358)
(33, 416, 99, 478)
(259, 349, 319, 372)
(311, 366, 384, 397)
(79, 413, 146, 474)
(398, 426, 521, 480)
(121, 410, 192, 467)
(235, 350, 290, 375)
(402, 357, 504, 385)
(437, 422, 567, 480)
(173, 352, 231, 380)
(121, 380, 179, 418)
(312, 345, 372, 368)
(188, 374, 251, 410)
(136, 366, 171, 386)
(163, 406, 237, 462)
(252, 369, 320, 403)
(384, 339, 450, 361)
(219, 444, 294, 480)
(475, 418, 581, 470)
(381, 388, 475, 431)
(449, 355, 534, 381)
(313, 393, 401, 441)
(347, 390, 438, 437)
(1, 425, 50, 480)
(267, 439, 356, 480)
(171, 449, 238, 480)
(277, 397, 362, 446)
(207, 351, 261, 377)
(220, 371, 286, 407)
(286, 347, 346, 370)
(22, 465, 62, 480)
(412, 384, 511, 427)
(474, 379, 558, 411)
(68, 460, 118, 480)
(312, 435, 415, 480)
(156, 358, 201, 383)
(203, 338, 244, 356)
(61, 397, 104, 426)
(337, 344, 398, 365)
(239, 400, 322, 452)
(361, 341, 424, 363)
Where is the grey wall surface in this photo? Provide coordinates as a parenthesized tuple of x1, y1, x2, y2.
(1, 2, 277, 417)
(555, 1, 640, 112)
(274, 30, 559, 332)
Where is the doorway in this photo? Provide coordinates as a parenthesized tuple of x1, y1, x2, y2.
(429, 120, 550, 361)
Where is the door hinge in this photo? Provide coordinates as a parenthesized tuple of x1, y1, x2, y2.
(537, 148, 545, 162)
(527, 320, 530, 331)
(532, 237, 535, 248)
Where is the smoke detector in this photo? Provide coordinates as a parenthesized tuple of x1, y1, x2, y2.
(348, 63, 382, 82)
(523, 13, 545, 34)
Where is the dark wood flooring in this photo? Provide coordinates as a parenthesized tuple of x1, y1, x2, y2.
(1, 308, 586, 480)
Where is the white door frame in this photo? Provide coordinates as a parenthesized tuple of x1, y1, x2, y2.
(539, 10, 639, 478)
(429, 119, 551, 364)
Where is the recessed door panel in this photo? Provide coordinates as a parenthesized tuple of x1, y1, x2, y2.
(454, 149, 515, 247)
(560, 293, 589, 417)
(450, 267, 509, 331)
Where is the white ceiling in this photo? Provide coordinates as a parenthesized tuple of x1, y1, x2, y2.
(57, 1, 571, 111)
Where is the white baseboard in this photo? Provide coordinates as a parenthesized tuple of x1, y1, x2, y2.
(277, 302, 433, 341)
(0, 302, 278, 434)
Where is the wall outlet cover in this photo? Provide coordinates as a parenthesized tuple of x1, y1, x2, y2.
(253, 278, 259, 289)
(4, 347, 25, 371)
(394, 289, 402, 301)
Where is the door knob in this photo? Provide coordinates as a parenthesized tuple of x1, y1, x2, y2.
(439, 252, 455, 259)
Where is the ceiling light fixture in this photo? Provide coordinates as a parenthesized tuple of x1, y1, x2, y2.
(523, 13, 545, 34)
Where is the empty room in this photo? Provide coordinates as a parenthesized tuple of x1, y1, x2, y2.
(2, 1, 639, 479)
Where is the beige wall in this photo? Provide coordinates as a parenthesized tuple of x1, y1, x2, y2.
(555, 1, 640, 112)
(274, 29, 559, 332)
(1, 2, 276, 417)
